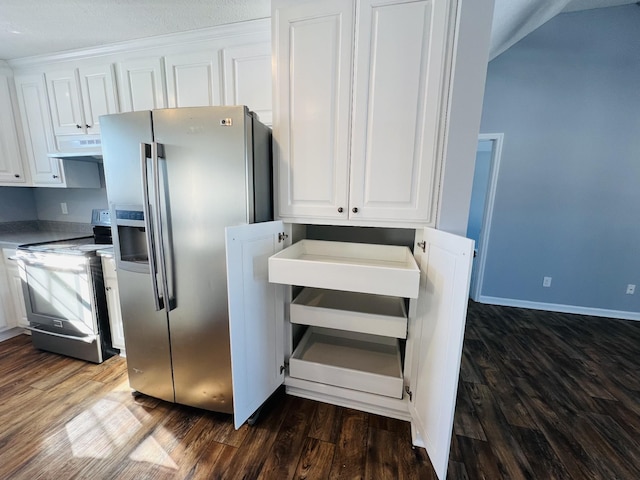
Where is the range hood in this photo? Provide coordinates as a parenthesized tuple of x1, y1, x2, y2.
(47, 134, 102, 159)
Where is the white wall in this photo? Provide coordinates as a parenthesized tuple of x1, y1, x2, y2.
(478, 5, 640, 318)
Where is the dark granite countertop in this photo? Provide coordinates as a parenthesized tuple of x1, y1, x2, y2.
(0, 221, 94, 249)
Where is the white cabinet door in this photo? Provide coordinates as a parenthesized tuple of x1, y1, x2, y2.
(408, 227, 473, 480)
(273, 0, 453, 227)
(273, 0, 354, 220)
(349, 0, 449, 225)
(226, 220, 285, 429)
(165, 51, 221, 108)
(118, 57, 167, 112)
(77, 64, 119, 134)
(47, 64, 118, 136)
(101, 256, 125, 351)
(222, 42, 272, 125)
(0, 72, 26, 185)
(46, 68, 84, 136)
(2, 249, 28, 329)
(14, 73, 63, 186)
(0, 255, 12, 331)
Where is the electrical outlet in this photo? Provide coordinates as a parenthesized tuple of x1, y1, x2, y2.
(626, 284, 636, 295)
(543, 276, 552, 287)
(60, 202, 68, 215)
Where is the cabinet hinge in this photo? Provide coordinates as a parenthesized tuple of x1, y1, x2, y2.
(280, 361, 289, 374)
(417, 241, 426, 252)
(278, 232, 289, 243)
(405, 386, 413, 402)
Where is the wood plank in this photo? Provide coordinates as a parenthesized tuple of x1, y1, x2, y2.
(365, 427, 399, 479)
(453, 435, 503, 480)
(308, 401, 342, 443)
(453, 381, 487, 440)
(463, 382, 534, 478)
(259, 397, 317, 479)
(293, 437, 336, 480)
(510, 426, 572, 480)
(328, 409, 368, 479)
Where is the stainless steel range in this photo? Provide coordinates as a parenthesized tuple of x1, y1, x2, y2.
(15, 211, 116, 363)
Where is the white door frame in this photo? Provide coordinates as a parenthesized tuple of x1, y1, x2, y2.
(470, 133, 504, 301)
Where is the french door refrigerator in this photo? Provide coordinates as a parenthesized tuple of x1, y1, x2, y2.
(100, 106, 272, 414)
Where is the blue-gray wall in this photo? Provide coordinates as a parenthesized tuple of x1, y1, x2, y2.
(0, 185, 107, 224)
(479, 5, 640, 316)
(0, 187, 37, 222)
(33, 187, 107, 223)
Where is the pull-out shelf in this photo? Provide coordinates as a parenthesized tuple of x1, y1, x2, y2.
(268, 239, 419, 298)
(291, 288, 408, 339)
(289, 327, 404, 399)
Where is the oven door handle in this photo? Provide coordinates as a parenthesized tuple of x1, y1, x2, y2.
(141, 142, 163, 311)
(25, 326, 97, 344)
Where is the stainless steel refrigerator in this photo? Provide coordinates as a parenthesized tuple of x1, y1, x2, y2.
(100, 106, 272, 414)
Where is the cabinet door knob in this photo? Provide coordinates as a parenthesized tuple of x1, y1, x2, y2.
(337, 207, 343, 213)
(76, 124, 82, 129)
(86, 124, 91, 129)
(52, 174, 59, 179)
(14, 174, 20, 178)
(106, 286, 111, 291)
(352, 207, 358, 213)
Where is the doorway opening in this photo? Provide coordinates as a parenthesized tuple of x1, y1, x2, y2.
(467, 133, 503, 301)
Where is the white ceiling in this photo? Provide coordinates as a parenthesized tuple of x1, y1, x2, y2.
(0, 0, 270, 60)
(0, 0, 636, 61)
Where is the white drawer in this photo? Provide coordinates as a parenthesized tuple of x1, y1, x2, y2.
(268, 239, 419, 298)
(291, 288, 407, 339)
(289, 326, 404, 399)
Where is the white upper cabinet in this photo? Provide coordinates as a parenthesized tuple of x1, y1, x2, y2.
(77, 64, 119, 133)
(0, 70, 26, 185)
(45, 69, 83, 136)
(273, 0, 453, 227)
(45, 63, 118, 136)
(350, 0, 449, 224)
(165, 51, 221, 108)
(273, 0, 354, 220)
(117, 57, 167, 112)
(13, 73, 100, 188)
(222, 42, 273, 125)
(13, 73, 63, 186)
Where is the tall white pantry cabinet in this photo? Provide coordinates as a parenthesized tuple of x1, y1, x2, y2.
(224, 1, 493, 479)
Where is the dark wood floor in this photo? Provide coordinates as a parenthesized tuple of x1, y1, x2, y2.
(0, 301, 638, 479)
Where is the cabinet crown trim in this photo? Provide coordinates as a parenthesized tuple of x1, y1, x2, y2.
(7, 18, 270, 68)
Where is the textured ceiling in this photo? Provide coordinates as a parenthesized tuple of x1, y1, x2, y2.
(0, 0, 270, 60)
(0, 0, 635, 61)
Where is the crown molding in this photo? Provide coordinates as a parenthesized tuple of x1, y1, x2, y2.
(7, 17, 270, 69)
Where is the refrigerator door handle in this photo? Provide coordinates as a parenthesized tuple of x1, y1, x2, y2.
(141, 142, 163, 311)
(151, 141, 175, 312)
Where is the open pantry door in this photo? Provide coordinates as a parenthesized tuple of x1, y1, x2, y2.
(226, 220, 286, 429)
(408, 227, 474, 480)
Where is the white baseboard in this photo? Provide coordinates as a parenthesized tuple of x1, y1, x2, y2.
(0, 327, 26, 342)
(477, 296, 640, 322)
